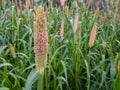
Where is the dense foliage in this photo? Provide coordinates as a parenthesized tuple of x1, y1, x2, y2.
(0, 0, 120, 90)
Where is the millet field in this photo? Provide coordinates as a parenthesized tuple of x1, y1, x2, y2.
(0, 0, 120, 90)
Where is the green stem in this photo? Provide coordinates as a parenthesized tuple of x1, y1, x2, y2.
(37, 72, 44, 90)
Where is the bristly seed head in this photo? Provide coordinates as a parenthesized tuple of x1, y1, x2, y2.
(89, 22, 97, 48)
(33, 6, 48, 73)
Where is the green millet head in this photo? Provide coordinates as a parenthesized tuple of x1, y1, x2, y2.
(35, 6, 46, 31)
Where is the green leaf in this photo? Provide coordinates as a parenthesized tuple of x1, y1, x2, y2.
(0, 63, 12, 68)
(0, 87, 9, 90)
(24, 70, 40, 90)
(114, 73, 120, 90)
(84, 60, 90, 90)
